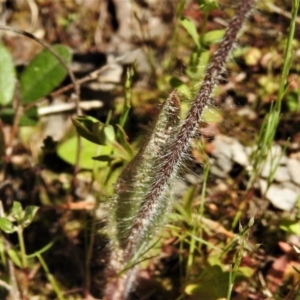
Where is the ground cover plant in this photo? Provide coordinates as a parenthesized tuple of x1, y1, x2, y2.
(0, 0, 300, 299)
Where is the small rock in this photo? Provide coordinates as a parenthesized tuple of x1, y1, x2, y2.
(261, 163, 290, 182)
(231, 140, 249, 167)
(287, 158, 300, 186)
(259, 179, 299, 211)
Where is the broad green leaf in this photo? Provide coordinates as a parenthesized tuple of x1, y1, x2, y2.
(0, 44, 16, 105)
(11, 201, 23, 221)
(20, 44, 72, 104)
(0, 217, 15, 233)
(181, 17, 201, 49)
(202, 29, 225, 45)
(23, 206, 39, 228)
(57, 136, 112, 169)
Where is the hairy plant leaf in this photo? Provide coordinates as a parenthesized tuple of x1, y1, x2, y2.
(20, 44, 72, 104)
(181, 17, 201, 49)
(115, 90, 181, 249)
(57, 136, 112, 169)
(0, 217, 15, 233)
(0, 44, 16, 105)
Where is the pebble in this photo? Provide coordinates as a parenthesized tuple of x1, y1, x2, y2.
(209, 135, 300, 211)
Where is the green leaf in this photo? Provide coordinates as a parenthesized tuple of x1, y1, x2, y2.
(99, 125, 115, 144)
(0, 217, 15, 233)
(20, 44, 72, 104)
(116, 124, 133, 157)
(169, 77, 191, 99)
(198, 0, 218, 12)
(181, 17, 201, 50)
(57, 136, 113, 169)
(202, 29, 225, 45)
(23, 206, 39, 228)
(185, 265, 229, 299)
(10, 201, 23, 221)
(0, 107, 14, 125)
(0, 44, 16, 105)
(7, 249, 22, 267)
(202, 106, 223, 123)
(92, 154, 115, 162)
(19, 107, 39, 126)
(72, 116, 105, 145)
(286, 91, 300, 112)
(0, 106, 38, 126)
(280, 219, 300, 235)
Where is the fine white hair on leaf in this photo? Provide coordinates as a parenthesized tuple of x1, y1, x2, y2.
(113, 90, 181, 248)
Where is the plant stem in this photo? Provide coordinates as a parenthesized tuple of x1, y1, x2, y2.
(17, 225, 27, 268)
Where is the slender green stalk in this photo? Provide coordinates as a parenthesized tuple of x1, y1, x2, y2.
(17, 225, 27, 268)
(118, 67, 133, 130)
(187, 162, 210, 271)
(226, 219, 253, 300)
(37, 253, 65, 300)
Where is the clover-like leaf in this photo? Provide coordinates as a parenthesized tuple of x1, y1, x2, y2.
(0, 217, 15, 233)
